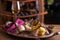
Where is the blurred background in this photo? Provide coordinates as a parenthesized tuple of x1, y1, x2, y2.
(44, 0, 60, 24)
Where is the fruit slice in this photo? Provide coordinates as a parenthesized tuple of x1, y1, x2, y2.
(38, 27, 46, 36)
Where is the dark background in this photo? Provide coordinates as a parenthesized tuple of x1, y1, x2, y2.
(44, 0, 60, 24)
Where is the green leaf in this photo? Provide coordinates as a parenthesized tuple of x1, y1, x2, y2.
(48, 0, 54, 5)
(51, 25, 55, 29)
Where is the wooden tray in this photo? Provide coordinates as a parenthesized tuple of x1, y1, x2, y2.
(3, 29, 57, 39)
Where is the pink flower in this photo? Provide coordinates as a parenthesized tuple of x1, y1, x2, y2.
(16, 19, 24, 26)
(3, 19, 24, 31)
(3, 24, 16, 31)
(7, 24, 16, 31)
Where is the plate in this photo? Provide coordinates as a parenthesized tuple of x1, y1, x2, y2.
(3, 29, 56, 38)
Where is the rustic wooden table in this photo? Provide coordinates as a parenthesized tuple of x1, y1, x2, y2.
(46, 25, 60, 40)
(0, 25, 60, 40)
